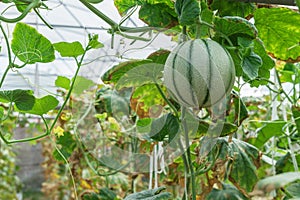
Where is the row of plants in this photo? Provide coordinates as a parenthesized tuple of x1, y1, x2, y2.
(0, 0, 299, 199)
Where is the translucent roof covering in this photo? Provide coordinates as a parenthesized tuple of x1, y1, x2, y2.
(0, 0, 175, 96)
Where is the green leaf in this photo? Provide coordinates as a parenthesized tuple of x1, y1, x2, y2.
(23, 95, 59, 115)
(53, 41, 84, 57)
(72, 76, 95, 95)
(206, 183, 248, 200)
(147, 49, 170, 64)
(131, 84, 166, 116)
(95, 86, 130, 117)
(53, 132, 76, 161)
(14, 0, 28, 13)
(280, 63, 300, 83)
(292, 106, 300, 134)
(233, 94, 248, 126)
(199, 2, 214, 37)
(197, 121, 238, 137)
(114, 0, 140, 15)
(115, 63, 164, 90)
(103, 50, 169, 84)
(242, 51, 262, 80)
(214, 16, 258, 40)
(175, 0, 200, 26)
(149, 113, 179, 142)
(255, 172, 300, 193)
(102, 60, 152, 84)
(228, 139, 259, 192)
(11, 23, 55, 64)
(55, 76, 71, 90)
(0, 89, 35, 111)
(254, 8, 300, 62)
(286, 183, 300, 198)
(139, 3, 178, 28)
(124, 186, 172, 200)
(250, 39, 275, 86)
(248, 121, 286, 148)
(88, 34, 104, 49)
(99, 188, 117, 200)
(0, 106, 4, 119)
(210, 0, 255, 18)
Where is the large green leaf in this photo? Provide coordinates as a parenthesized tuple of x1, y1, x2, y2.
(210, 0, 255, 18)
(53, 41, 84, 57)
(250, 39, 275, 86)
(115, 63, 164, 90)
(124, 186, 172, 200)
(175, 0, 200, 26)
(149, 113, 179, 142)
(248, 121, 286, 148)
(55, 76, 71, 90)
(242, 51, 262, 80)
(95, 86, 130, 117)
(131, 84, 166, 116)
(0, 90, 35, 111)
(255, 172, 300, 193)
(11, 23, 55, 64)
(228, 139, 259, 192)
(139, 3, 178, 28)
(53, 132, 76, 161)
(286, 183, 300, 198)
(233, 94, 248, 126)
(147, 49, 170, 64)
(103, 50, 169, 84)
(102, 60, 152, 84)
(114, 0, 141, 15)
(214, 16, 258, 40)
(254, 8, 300, 62)
(206, 183, 248, 200)
(23, 95, 59, 116)
(72, 76, 95, 95)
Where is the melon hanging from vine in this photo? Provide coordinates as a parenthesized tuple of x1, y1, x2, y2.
(163, 39, 236, 108)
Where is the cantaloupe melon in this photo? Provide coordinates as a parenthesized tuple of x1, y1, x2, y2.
(163, 39, 235, 108)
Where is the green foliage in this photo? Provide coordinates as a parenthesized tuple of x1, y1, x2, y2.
(210, 0, 255, 17)
(206, 183, 247, 200)
(23, 95, 59, 116)
(254, 8, 300, 62)
(53, 41, 85, 57)
(0, 142, 20, 200)
(11, 23, 55, 64)
(175, 0, 200, 26)
(115, 63, 164, 90)
(124, 186, 171, 200)
(248, 121, 286, 148)
(139, 3, 177, 28)
(0, 89, 35, 111)
(53, 132, 76, 161)
(72, 76, 95, 95)
(286, 183, 300, 198)
(55, 76, 71, 90)
(149, 113, 179, 142)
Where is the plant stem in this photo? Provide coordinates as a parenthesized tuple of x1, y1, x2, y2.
(78, 0, 162, 33)
(0, 0, 41, 23)
(0, 24, 13, 88)
(274, 68, 294, 104)
(181, 106, 196, 200)
(178, 140, 190, 200)
(155, 83, 179, 118)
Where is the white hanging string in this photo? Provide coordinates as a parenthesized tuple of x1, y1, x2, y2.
(149, 142, 167, 189)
